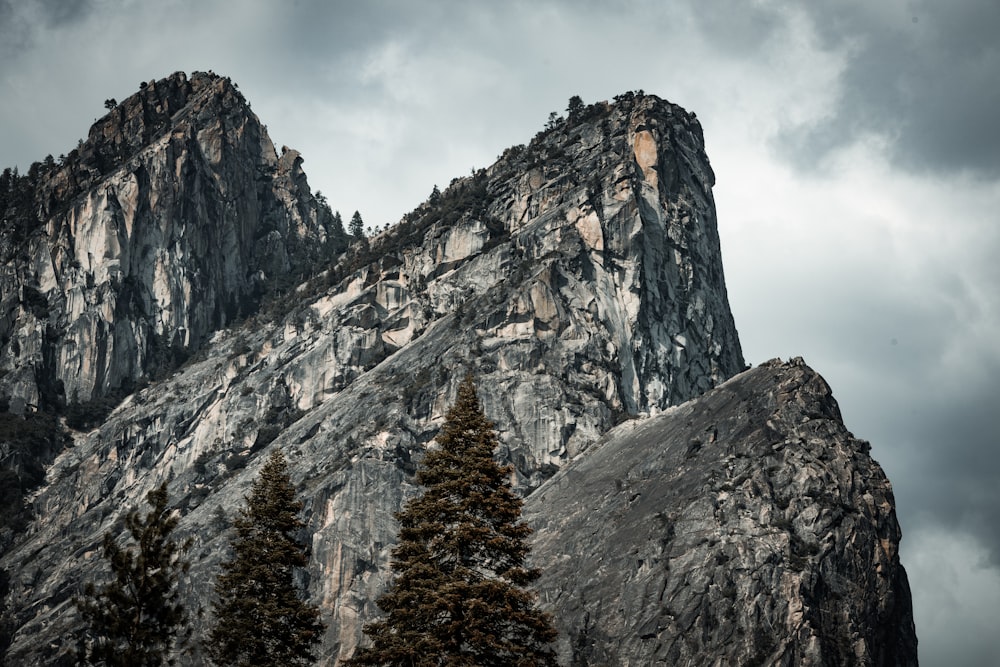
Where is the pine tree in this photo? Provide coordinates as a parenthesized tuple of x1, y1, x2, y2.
(207, 449, 324, 666)
(566, 95, 584, 119)
(348, 375, 558, 666)
(75, 482, 192, 667)
(349, 210, 365, 240)
(331, 209, 348, 246)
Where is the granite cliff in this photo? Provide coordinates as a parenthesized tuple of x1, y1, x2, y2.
(0, 76, 915, 665)
(0, 71, 335, 414)
(0, 71, 338, 558)
(528, 358, 917, 666)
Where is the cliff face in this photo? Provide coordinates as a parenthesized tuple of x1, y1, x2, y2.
(527, 358, 918, 666)
(0, 80, 916, 666)
(0, 71, 331, 413)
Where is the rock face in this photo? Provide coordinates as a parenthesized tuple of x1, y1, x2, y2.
(527, 358, 918, 666)
(0, 81, 916, 666)
(0, 71, 331, 412)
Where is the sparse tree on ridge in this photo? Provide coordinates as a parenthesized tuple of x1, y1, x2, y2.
(206, 449, 324, 666)
(331, 209, 347, 242)
(567, 95, 584, 119)
(75, 483, 192, 667)
(347, 375, 558, 666)
(349, 210, 365, 240)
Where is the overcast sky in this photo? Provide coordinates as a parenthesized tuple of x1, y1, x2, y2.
(2, 1, 998, 664)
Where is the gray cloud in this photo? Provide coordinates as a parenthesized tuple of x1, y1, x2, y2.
(0, 0, 94, 57)
(687, 0, 784, 54)
(782, 0, 1000, 176)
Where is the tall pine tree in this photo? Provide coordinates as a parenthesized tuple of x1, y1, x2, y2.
(207, 449, 324, 666)
(75, 482, 192, 667)
(348, 375, 558, 666)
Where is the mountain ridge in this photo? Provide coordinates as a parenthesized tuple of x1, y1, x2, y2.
(0, 70, 338, 414)
(0, 73, 915, 666)
(528, 357, 917, 665)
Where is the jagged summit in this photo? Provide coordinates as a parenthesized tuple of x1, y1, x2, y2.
(0, 76, 915, 666)
(0, 70, 333, 413)
(29, 72, 244, 219)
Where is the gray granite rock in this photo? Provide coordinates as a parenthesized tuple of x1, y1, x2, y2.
(527, 358, 917, 666)
(0, 85, 916, 666)
(0, 71, 329, 411)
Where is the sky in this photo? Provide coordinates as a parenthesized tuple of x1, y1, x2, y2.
(1, 0, 998, 663)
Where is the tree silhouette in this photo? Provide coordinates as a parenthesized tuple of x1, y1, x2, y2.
(348, 375, 558, 666)
(566, 95, 584, 119)
(206, 449, 324, 666)
(75, 483, 192, 666)
(349, 210, 365, 240)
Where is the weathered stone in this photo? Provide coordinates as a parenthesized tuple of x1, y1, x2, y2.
(527, 358, 917, 666)
(0, 83, 916, 667)
(0, 71, 330, 410)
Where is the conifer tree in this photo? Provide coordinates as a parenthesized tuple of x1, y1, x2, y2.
(331, 209, 347, 245)
(75, 482, 192, 667)
(207, 449, 324, 666)
(349, 210, 365, 240)
(348, 375, 558, 666)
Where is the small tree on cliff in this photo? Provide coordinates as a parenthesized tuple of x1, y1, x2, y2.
(566, 94, 584, 119)
(348, 375, 558, 666)
(349, 210, 365, 240)
(206, 449, 324, 666)
(75, 482, 192, 667)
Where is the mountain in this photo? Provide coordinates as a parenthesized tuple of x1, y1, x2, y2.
(0, 70, 340, 564)
(528, 357, 918, 665)
(0, 71, 337, 413)
(0, 75, 914, 665)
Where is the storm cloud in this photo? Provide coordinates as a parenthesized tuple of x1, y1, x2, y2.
(785, 0, 1000, 176)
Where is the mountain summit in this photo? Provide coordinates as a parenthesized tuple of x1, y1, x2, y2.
(0, 75, 914, 665)
(0, 71, 335, 413)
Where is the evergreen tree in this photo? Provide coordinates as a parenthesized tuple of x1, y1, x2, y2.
(566, 95, 584, 119)
(349, 210, 365, 240)
(75, 483, 192, 667)
(330, 209, 347, 245)
(207, 449, 324, 666)
(348, 375, 558, 666)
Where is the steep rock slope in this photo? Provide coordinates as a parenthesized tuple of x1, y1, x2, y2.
(0, 71, 332, 413)
(528, 358, 917, 666)
(1, 92, 746, 664)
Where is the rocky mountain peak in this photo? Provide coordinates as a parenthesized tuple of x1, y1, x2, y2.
(0, 78, 915, 666)
(32, 71, 238, 215)
(0, 71, 332, 414)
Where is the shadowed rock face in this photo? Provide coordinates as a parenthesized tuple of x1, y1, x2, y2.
(527, 358, 918, 667)
(0, 79, 916, 666)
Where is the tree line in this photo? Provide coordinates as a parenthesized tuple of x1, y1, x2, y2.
(73, 376, 558, 666)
